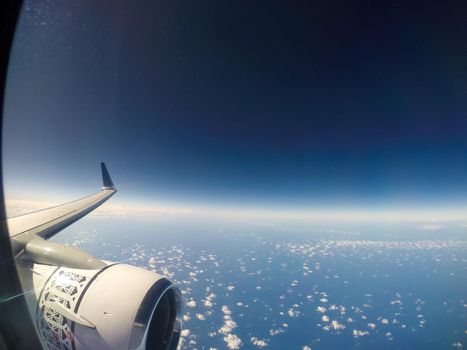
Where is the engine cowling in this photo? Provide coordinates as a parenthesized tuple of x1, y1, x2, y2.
(18, 262, 182, 350)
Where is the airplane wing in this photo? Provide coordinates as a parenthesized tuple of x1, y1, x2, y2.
(9, 162, 117, 269)
(8, 162, 116, 241)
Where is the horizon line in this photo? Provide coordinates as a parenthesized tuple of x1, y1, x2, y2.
(5, 198, 467, 222)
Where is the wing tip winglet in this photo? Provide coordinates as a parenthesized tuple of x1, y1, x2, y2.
(101, 162, 116, 190)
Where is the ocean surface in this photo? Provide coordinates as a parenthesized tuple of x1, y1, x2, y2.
(52, 216, 467, 350)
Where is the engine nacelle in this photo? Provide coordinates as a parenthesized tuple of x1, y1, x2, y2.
(18, 262, 182, 350)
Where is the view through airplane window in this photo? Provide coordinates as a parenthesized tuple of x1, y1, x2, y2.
(2, 1, 467, 349)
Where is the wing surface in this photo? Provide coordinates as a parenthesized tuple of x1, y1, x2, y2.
(7, 163, 116, 241)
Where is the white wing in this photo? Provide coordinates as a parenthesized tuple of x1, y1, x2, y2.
(8, 189, 115, 239)
(8, 163, 116, 268)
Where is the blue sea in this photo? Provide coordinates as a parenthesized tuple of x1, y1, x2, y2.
(53, 216, 467, 349)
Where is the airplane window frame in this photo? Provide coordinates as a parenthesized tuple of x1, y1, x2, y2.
(0, 1, 43, 349)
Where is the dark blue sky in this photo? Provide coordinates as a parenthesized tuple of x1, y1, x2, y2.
(4, 0, 467, 210)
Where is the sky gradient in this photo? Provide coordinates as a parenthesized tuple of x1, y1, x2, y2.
(3, 0, 467, 214)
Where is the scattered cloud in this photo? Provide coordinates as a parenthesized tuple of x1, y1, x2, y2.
(186, 299, 197, 308)
(223, 334, 242, 349)
(251, 337, 268, 348)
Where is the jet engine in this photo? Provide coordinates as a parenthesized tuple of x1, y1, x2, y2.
(8, 164, 182, 350)
(17, 261, 182, 350)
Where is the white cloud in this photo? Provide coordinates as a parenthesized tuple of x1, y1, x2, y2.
(222, 305, 232, 315)
(148, 256, 156, 269)
(331, 320, 345, 330)
(224, 334, 242, 349)
(269, 328, 285, 336)
(353, 329, 369, 337)
(251, 337, 268, 348)
(287, 308, 300, 317)
(186, 299, 197, 308)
